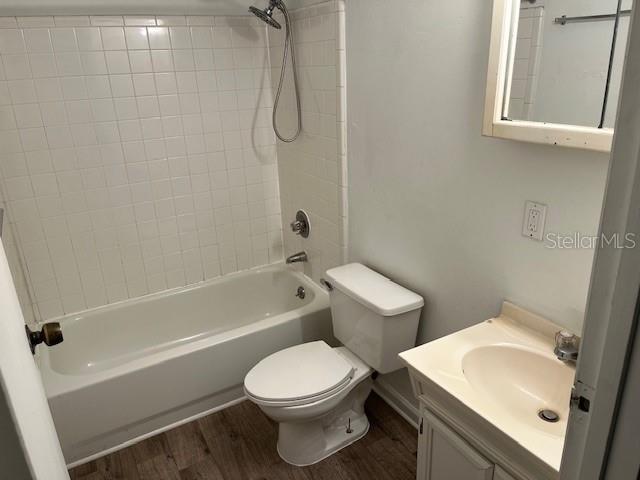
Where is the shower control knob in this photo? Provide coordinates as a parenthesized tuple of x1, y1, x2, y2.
(290, 210, 310, 238)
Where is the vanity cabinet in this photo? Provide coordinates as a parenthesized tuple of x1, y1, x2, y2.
(418, 409, 517, 480)
(493, 467, 518, 480)
(402, 303, 567, 480)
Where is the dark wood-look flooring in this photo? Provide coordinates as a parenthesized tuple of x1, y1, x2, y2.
(69, 393, 417, 480)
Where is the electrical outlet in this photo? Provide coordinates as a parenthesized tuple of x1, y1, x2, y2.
(522, 201, 547, 241)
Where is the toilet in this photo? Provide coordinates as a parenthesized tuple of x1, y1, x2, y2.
(244, 263, 424, 466)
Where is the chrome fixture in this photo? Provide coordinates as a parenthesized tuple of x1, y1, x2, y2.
(295, 286, 306, 299)
(554, 330, 579, 363)
(290, 209, 310, 238)
(320, 278, 333, 291)
(538, 408, 560, 423)
(286, 251, 308, 264)
(554, 10, 631, 26)
(249, 0, 301, 142)
(249, 1, 281, 29)
(25, 322, 63, 354)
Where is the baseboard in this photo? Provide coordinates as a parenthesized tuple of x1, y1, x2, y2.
(373, 378, 420, 429)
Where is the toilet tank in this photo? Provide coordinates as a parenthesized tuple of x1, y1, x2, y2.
(325, 263, 424, 374)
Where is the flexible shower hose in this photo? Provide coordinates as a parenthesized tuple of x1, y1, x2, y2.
(272, 2, 302, 143)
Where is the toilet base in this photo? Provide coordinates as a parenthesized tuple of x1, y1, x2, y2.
(277, 411, 369, 466)
(276, 377, 372, 466)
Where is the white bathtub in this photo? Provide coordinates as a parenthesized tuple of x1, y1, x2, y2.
(37, 265, 332, 466)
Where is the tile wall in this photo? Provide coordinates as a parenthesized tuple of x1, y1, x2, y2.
(509, 2, 544, 120)
(0, 14, 284, 322)
(268, 0, 347, 282)
(1, 224, 35, 323)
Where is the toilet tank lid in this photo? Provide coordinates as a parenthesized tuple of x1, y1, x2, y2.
(325, 263, 424, 316)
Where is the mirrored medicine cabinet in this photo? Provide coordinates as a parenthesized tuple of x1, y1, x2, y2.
(484, 0, 632, 152)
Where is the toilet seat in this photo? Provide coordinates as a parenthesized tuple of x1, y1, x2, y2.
(244, 341, 355, 407)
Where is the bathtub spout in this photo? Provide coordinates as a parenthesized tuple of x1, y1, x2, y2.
(286, 251, 308, 264)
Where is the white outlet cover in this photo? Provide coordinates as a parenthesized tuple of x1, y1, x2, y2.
(522, 201, 547, 241)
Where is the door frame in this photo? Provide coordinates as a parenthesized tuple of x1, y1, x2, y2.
(601, 299, 640, 479)
(560, 1, 640, 478)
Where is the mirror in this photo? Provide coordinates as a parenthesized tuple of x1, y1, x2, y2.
(483, 0, 632, 151)
(505, 0, 631, 129)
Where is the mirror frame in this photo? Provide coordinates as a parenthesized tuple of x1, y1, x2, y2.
(483, 0, 614, 152)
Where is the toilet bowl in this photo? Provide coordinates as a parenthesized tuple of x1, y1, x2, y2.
(244, 342, 372, 466)
(244, 263, 424, 466)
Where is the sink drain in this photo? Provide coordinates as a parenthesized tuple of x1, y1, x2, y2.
(538, 409, 560, 423)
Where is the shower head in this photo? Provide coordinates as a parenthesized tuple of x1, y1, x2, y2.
(249, 1, 282, 29)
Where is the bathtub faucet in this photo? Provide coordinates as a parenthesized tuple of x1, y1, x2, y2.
(286, 251, 308, 264)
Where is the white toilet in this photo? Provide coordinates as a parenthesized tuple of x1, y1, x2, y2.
(244, 263, 424, 466)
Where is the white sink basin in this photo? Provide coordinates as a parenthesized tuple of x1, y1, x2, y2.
(399, 302, 576, 473)
(462, 344, 573, 437)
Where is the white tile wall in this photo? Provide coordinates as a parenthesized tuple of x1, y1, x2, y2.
(509, 2, 544, 120)
(268, 0, 347, 283)
(0, 221, 37, 325)
(0, 14, 284, 321)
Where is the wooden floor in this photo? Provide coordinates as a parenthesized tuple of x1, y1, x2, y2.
(68, 393, 417, 480)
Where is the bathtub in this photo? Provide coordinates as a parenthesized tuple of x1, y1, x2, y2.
(36, 265, 332, 466)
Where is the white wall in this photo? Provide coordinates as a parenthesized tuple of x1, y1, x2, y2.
(347, 0, 609, 401)
(0, 14, 283, 321)
(269, 0, 347, 282)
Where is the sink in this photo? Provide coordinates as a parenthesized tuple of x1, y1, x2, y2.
(399, 302, 577, 474)
(462, 344, 573, 437)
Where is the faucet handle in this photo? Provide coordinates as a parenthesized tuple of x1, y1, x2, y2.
(291, 220, 303, 233)
(290, 210, 310, 238)
(555, 330, 578, 347)
(554, 330, 579, 363)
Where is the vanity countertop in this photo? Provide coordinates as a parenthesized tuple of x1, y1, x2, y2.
(399, 302, 576, 475)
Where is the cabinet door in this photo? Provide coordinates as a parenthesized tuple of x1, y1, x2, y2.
(493, 466, 517, 480)
(418, 409, 494, 480)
